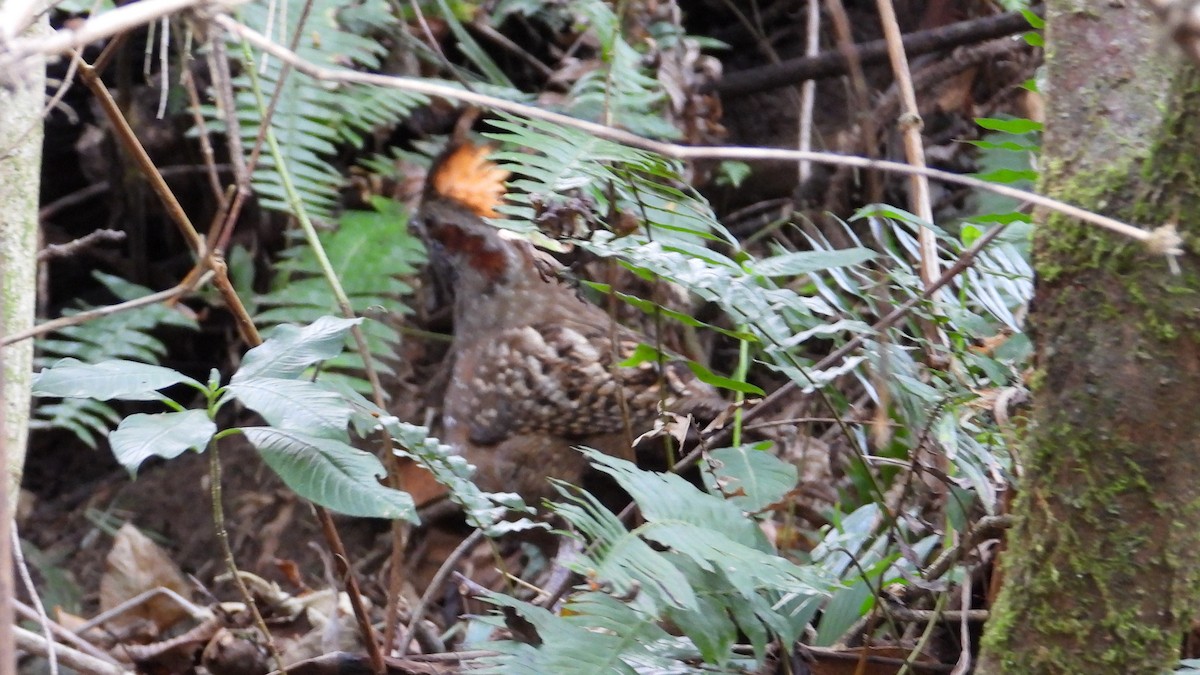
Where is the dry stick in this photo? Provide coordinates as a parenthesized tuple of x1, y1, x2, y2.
(75, 57, 205, 256)
(922, 514, 1012, 582)
(797, 0, 820, 184)
(0, 0, 219, 64)
(874, 0, 950, 504)
(38, 165, 233, 222)
(824, 0, 882, 202)
(713, 9, 1038, 97)
(12, 626, 129, 675)
(12, 601, 123, 665)
(209, 13, 1179, 259)
(313, 506, 385, 675)
(395, 529, 486, 659)
(469, 21, 554, 80)
(954, 575, 973, 674)
(205, 29, 252, 254)
(11, 528, 56, 675)
(71, 587, 209, 635)
(179, 63, 228, 208)
(876, 0, 938, 297)
(36, 228, 125, 261)
(0, 272, 211, 346)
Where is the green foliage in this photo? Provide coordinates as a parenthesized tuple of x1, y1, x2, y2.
(471, 450, 830, 669)
(479, 592, 712, 674)
(47, 0, 1040, 663)
(701, 442, 798, 513)
(808, 503, 939, 645)
(33, 316, 415, 520)
(802, 209, 1030, 512)
(32, 272, 198, 447)
(253, 198, 426, 393)
(214, 0, 427, 219)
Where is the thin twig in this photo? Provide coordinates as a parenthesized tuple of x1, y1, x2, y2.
(875, 0, 937, 292)
(824, 0, 882, 201)
(0, 271, 212, 346)
(469, 21, 553, 79)
(312, 505, 385, 674)
(36, 229, 125, 261)
(75, 53, 206, 256)
(714, 9, 1038, 97)
(12, 626, 129, 675)
(1, 0, 219, 63)
(872, 604, 987, 627)
(38, 164, 233, 222)
(71, 586, 210, 635)
(179, 59, 228, 208)
(210, 13, 1177, 258)
(204, 24, 252, 253)
(953, 575, 973, 675)
(396, 528, 485, 658)
(209, 441, 288, 673)
(11, 527, 57, 675)
(797, 0, 819, 184)
(13, 601, 123, 665)
(922, 514, 1013, 582)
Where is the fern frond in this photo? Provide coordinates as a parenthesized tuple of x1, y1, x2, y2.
(534, 450, 831, 667)
(214, 0, 429, 219)
(33, 272, 199, 447)
(255, 199, 424, 393)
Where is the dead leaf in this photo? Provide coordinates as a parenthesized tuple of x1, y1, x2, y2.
(99, 523, 191, 632)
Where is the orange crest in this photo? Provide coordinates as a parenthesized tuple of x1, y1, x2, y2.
(429, 143, 511, 217)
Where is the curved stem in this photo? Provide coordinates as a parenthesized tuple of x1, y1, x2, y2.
(208, 439, 288, 673)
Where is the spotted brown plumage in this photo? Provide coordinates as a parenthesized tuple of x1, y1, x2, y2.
(417, 143, 725, 500)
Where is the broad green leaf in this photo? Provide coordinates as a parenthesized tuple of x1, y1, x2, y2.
(702, 443, 799, 513)
(665, 581, 738, 663)
(554, 488, 700, 610)
(974, 168, 1038, 184)
(747, 247, 877, 278)
(584, 450, 767, 550)
(479, 592, 675, 674)
(580, 283, 758, 341)
(1020, 8, 1045, 28)
(617, 344, 763, 395)
(226, 378, 352, 440)
(684, 361, 765, 396)
(233, 316, 363, 382)
(109, 410, 216, 475)
(32, 359, 202, 401)
(851, 205, 950, 236)
(975, 116, 1043, 134)
(243, 426, 415, 520)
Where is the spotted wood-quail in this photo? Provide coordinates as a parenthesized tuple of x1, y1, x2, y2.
(417, 143, 726, 501)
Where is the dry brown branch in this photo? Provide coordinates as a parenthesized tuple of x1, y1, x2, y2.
(13, 626, 130, 675)
(714, 10, 1038, 97)
(36, 228, 125, 261)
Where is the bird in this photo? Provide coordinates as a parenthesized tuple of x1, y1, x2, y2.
(416, 142, 726, 502)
